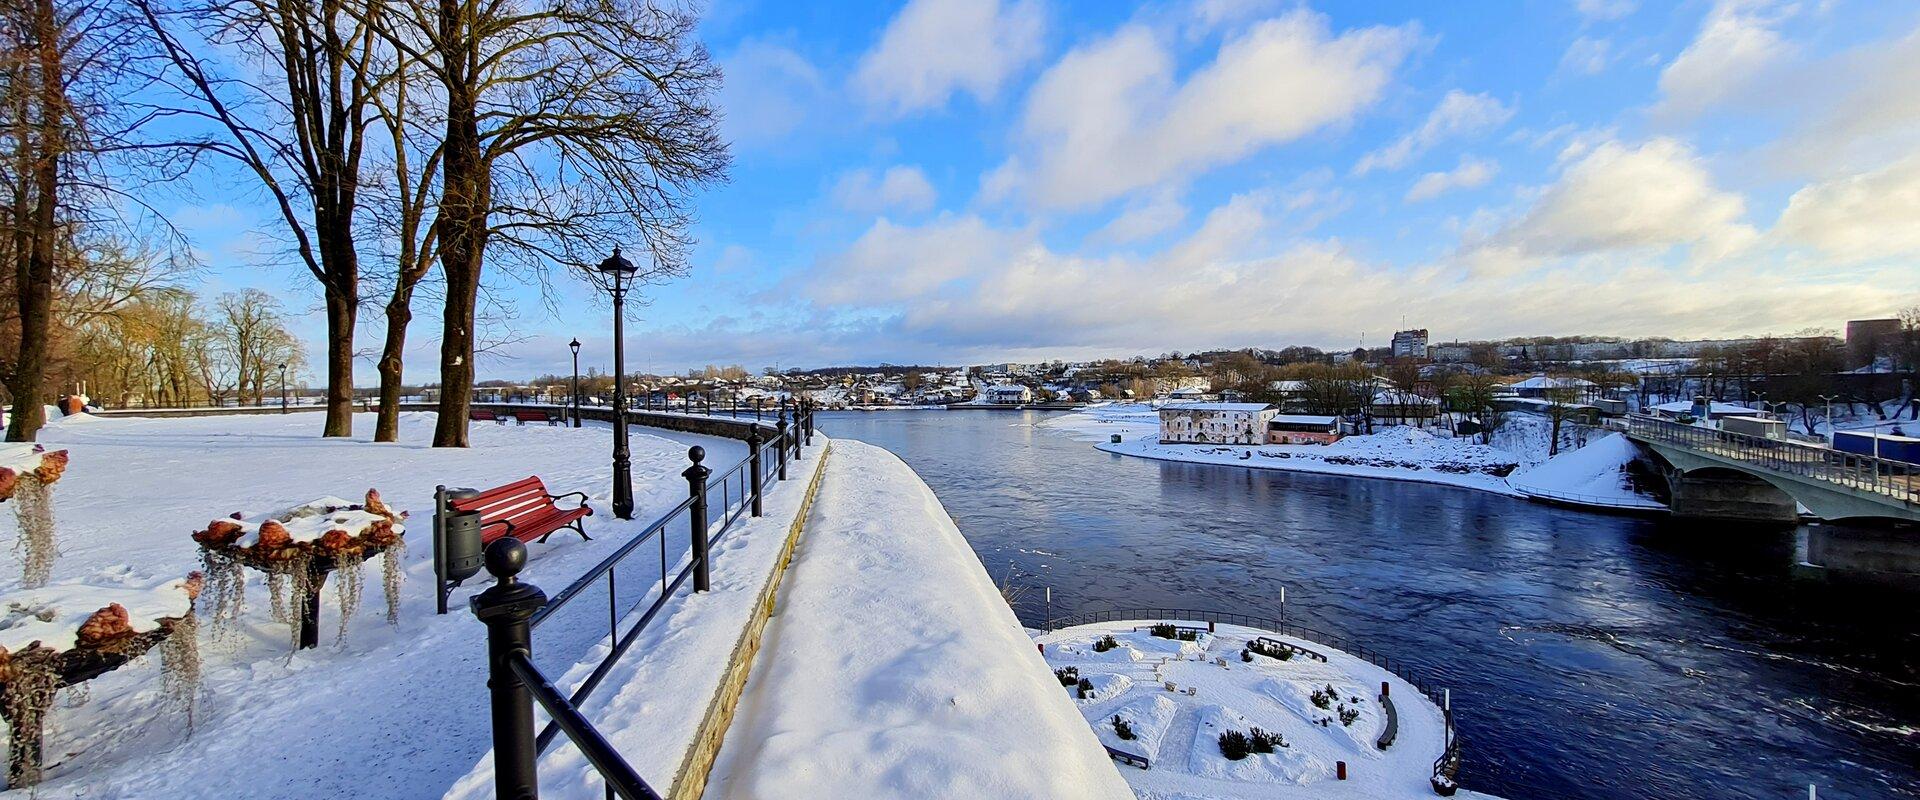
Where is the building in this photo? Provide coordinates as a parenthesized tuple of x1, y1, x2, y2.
(1504, 375, 1601, 403)
(1369, 390, 1441, 425)
(1158, 403, 1276, 445)
(1391, 329, 1429, 359)
(982, 384, 1032, 405)
(1167, 386, 1212, 401)
(1266, 414, 1340, 445)
(1846, 318, 1901, 367)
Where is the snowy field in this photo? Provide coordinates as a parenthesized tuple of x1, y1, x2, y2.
(1034, 621, 1501, 800)
(0, 411, 747, 798)
(1043, 404, 1667, 512)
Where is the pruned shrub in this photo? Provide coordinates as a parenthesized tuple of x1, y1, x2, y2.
(1249, 727, 1286, 753)
(1339, 705, 1360, 727)
(1149, 622, 1177, 639)
(1092, 634, 1119, 653)
(1112, 715, 1135, 741)
(1310, 684, 1335, 710)
(1218, 730, 1250, 761)
(1240, 648, 1253, 662)
(1055, 666, 1080, 687)
(1246, 638, 1294, 661)
(1077, 677, 1094, 699)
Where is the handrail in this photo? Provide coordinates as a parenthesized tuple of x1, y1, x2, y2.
(1626, 414, 1917, 506)
(507, 649, 663, 800)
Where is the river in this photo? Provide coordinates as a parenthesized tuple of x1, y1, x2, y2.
(816, 409, 1920, 800)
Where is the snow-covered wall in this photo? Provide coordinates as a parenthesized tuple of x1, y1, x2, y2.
(703, 440, 1132, 799)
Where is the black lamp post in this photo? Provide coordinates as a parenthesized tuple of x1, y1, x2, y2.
(278, 363, 288, 413)
(568, 338, 582, 428)
(592, 248, 639, 519)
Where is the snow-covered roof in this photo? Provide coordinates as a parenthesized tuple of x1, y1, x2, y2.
(1267, 380, 1306, 392)
(1651, 400, 1753, 414)
(1270, 414, 1337, 426)
(1506, 375, 1597, 390)
(1372, 390, 1439, 405)
(1161, 402, 1274, 412)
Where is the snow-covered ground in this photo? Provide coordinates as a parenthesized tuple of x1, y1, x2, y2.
(702, 439, 1131, 799)
(1506, 433, 1665, 510)
(1035, 621, 1500, 800)
(1, 411, 750, 798)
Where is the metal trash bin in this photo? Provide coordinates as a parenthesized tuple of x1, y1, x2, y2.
(435, 487, 484, 613)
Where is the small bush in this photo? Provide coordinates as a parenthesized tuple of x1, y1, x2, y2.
(1112, 715, 1135, 741)
(1249, 727, 1286, 753)
(1310, 685, 1334, 710)
(1077, 677, 1094, 699)
(1339, 706, 1360, 727)
(1218, 730, 1251, 761)
(1149, 623, 1177, 639)
(1241, 648, 1253, 662)
(1054, 666, 1079, 687)
(1092, 634, 1119, 653)
(1246, 638, 1294, 661)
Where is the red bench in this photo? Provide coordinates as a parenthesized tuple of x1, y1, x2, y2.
(512, 409, 560, 426)
(450, 476, 593, 546)
(471, 409, 503, 424)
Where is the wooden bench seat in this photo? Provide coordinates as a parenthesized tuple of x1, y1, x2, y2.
(512, 409, 560, 426)
(450, 476, 592, 546)
(471, 409, 503, 424)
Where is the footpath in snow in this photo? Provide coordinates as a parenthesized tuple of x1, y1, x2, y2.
(702, 439, 1132, 800)
(2, 411, 749, 799)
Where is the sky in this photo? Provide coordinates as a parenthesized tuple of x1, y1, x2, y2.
(165, 0, 1920, 383)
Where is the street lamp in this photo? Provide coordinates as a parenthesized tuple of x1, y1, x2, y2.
(1818, 394, 1839, 444)
(569, 338, 582, 428)
(279, 363, 288, 413)
(590, 248, 640, 519)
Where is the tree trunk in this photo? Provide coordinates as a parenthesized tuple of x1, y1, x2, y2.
(373, 283, 415, 442)
(431, 34, 484, 448)
(322, 276, 356, 436)
(5, 0, 61, 443)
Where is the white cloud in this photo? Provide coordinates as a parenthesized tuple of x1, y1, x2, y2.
(1405, 156, 1498, 202)
(808, 215, 1029, 305)
(1559, 36, 1613, 75)
(1769, 27, 1920, 176)
(1655, 0, 1795, 117)
(1496, 137, 1757, 260)
(1774, 156, 1920, 262)
(853, 0, 1045, 117)
(718, 40, 828, 147)
(994, 10, 1417, 209)
(831, 165, 939, 214)
(1088, 192, 1189, 246)
(1353, 90, 1514, 175)
(1574, 0, 1636, 22)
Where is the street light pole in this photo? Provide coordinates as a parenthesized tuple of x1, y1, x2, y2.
(279, 363, 288, 413)
(1819, 394, 1837, 444)
(596, 249, 640, 519)
(569, 338, 582, 428)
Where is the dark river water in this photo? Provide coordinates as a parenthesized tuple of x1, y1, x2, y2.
(817, 410, 1920, 800)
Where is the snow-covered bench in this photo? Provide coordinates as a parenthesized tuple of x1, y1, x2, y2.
(511, 409, 560, 426)
(450, 476, 592, 547)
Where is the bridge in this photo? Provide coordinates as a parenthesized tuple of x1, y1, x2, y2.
(1626, 414, 1920, 523)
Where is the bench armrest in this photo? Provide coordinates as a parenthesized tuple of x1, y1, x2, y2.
(481, 518, 516, 538)
(547, 491, 591, 510)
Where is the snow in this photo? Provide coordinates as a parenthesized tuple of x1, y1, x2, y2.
(227, 496, 402, 547)
(0, 573, 196, 653)
(4, 410, 753, 799)
(1035, 621, 1501, 800)
(1505, 433, 1666, 510)
(702, 439, 1132, 800)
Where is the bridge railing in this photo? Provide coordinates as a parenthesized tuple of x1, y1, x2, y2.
(1626, 414, 1917, 506)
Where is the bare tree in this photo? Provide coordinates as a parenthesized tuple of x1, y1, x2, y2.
(136, 0, 380, 437)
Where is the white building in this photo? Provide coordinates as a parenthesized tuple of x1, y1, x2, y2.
(1158, 403, 1277, 445)
(983, 384, 1033, 405)
(1391, 329, 1429, 359)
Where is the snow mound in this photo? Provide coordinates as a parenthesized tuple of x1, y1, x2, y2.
(1257, 678, 1382, 755)
(1507, 433, 1663, 508)
(1188, 704, 1327, 784)
(1096, 693, 1177, 763)
(1078, 671, 1134, 701)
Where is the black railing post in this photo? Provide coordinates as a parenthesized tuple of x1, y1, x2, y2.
(684, 446, 711, 592)
(775, 407, 790, 481)
(803, 399, 814, 446)
(786, 400, 803, 461)
(471, 539, 548, 800)
(746, 426, 765, 517)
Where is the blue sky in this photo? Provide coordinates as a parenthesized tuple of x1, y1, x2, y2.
(164, 0, 1920, 383)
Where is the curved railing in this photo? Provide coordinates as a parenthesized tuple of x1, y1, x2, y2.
(1042, 607, 1462, 789)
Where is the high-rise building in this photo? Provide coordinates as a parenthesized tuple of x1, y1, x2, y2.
(1390, 329, 1429, 359)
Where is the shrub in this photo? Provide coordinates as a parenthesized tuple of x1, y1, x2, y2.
(1077, 677, 1094, 699)
(1249, 727, 1286, 753)
(1218, 730, 1251, 761)
(1310, 685, 1334, 709)
(1149, 623, 1177, 639)
(1092, 634, 1119, 653)
(1112, 715, 1135, 741)
(1054, 666, 1079, 687)
(1241, 648, 1253, 662)
(1246, 638, 1294, 661)
(1339, 706, 1360, 727)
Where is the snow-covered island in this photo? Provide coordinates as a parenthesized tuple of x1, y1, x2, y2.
(1043, 403, 1666, 513)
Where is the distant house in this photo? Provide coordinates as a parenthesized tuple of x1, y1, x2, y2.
(1159, 402, 1276, 445)
(983, 384, 1032, 405)
(1370, 390, 1440, 425)
(1505, 375, 1600, 402)
(1267, 414, 1340, 445)
(1167, 386, 1212, 402)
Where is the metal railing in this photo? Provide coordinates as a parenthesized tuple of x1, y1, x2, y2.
(1041, 607, 1462, 789)
(471, 403, 814, 800)
(1626, 414, 1917, 506)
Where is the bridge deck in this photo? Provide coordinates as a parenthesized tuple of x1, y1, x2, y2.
(1627, 415, 1919, 511)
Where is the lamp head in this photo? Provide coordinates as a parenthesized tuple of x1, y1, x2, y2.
(597, 247, 637, 283)
(569, 337, 581, 354)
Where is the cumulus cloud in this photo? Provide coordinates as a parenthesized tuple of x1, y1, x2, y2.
(1495, 137, 1757, 260)
(1353, 90, 1513, 175)
(1405, 156, 1498, 202)
(1774, 156, 1920, 262)
(1655, 0, 1794, 117)
(1768, 27, 1920, 176)
(718, 40, 828, 147)
(854, 0, 1046, 117)
(831, 165, 939, 214)
(1574, 0, 1636, 22)
(991, 9, 1417, 209)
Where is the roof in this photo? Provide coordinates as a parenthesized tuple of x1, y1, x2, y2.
(1159, 402, 1274, 412)
(1506, 375, 1598, 390)
(1269, 414, 1337, 426)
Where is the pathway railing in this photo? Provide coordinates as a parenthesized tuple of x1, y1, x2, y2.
(1626, 414, 1917, 506)
(470, 403, 814, 800)
(1043, 607, 1462, 791)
